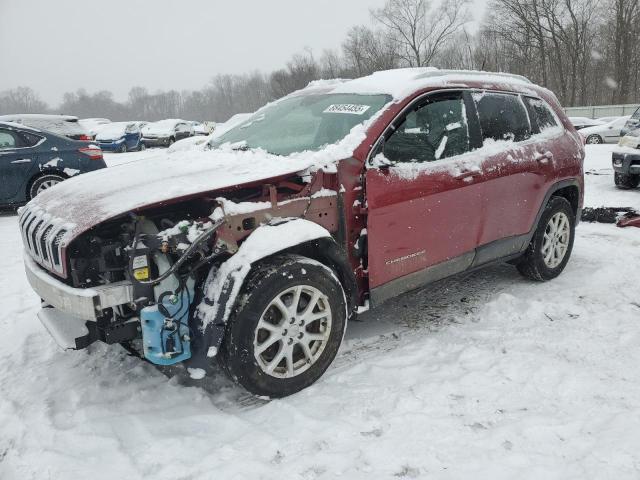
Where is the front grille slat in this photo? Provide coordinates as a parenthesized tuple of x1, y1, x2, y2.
(19, 205, 68, 277)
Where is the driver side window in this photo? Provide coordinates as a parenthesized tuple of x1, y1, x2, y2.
(384, 95, 469, 163)
(0, 130, 18, 149)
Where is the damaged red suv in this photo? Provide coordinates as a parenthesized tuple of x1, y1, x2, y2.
(20, 69, 584, 397)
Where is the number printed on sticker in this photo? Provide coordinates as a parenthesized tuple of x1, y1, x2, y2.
(132, 255, 148, 269)
(323, 104, 371, 115)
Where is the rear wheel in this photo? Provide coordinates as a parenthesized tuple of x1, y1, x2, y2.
(218, 255, 346, 398)
(517, 196, 575, 281)
(28, 174, 65, 199)
(586, 134, 603, 144)
(614, 172, 640, 189)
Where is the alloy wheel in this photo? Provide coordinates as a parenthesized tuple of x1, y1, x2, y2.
(541, 212, 570, 268)
(253, 285, 332, 379)
(36, 178, 61, 195)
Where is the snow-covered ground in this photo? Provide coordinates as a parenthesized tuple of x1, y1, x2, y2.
(2, 145, 640, 479)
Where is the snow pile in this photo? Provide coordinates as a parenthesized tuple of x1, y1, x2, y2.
(2, 145, 640, 478)
(2, 218, 640, 478)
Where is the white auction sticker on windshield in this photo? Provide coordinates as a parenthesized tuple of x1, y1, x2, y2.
(323, 104, 371, 115)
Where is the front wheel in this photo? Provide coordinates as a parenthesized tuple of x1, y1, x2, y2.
(119, 142, 127, 153)
(29, 174, 65, 199)
(586, 134, 603, 144)
(517, 196, 575, 281)
(218, 255, 347, 398)
(138, 142, 146, 151)
(614, 172, 640, 189)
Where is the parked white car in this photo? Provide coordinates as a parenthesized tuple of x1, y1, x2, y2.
(568, 116, 605, 130)
(580, 116, 631, 144)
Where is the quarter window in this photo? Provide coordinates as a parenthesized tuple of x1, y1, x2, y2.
(383, 95, 470, 163)
(524, 97, 559, 133)
(474, 92, 531, 142)
(18, 131, 43, 147)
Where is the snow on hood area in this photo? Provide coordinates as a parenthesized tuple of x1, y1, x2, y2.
(3, 142, 640, 477)
(141, 119, 182, 136)
(29, 120, 370, 240)
(95, 122, 129, 141)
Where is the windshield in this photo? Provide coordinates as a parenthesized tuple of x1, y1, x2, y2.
(209, 93, 391, 156)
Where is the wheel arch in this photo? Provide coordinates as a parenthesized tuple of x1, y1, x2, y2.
(551, 183, 580, 217)
(526, 179, 581, 245)
(187, 219, 355, 368)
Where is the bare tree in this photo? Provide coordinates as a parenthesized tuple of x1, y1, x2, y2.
(607, 0, 640, 103)
(0, 87, 49, 114)
(371, 0, 470, 67)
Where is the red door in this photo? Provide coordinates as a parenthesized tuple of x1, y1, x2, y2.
(472, 93, 558, 245)
(365, 92, 486, 300)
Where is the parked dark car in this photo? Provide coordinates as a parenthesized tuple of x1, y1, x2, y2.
(19, 69, 583, 398)
(620, 106, 640, 137)
(141, 119, 194, 147)
(612, 128, 640, 189)
(0, 121, 106, 206)
(0, 114, 92, 141)
(95, 122, 145, 153)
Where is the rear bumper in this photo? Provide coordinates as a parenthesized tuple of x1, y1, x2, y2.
(24, 252, 133, 320)
(612, 151, 640, 175)
(97, 141, 123, 151)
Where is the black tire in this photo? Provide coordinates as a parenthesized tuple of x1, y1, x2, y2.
(614, 172, 640, 189)
(168, 137, 175, 146)
(218, 254, 347, 398)
(516, 196, 575, 281)
(138, 142, 146, 151)
(119, 143, 127, 153)
(586, 134, 603, 144)
(28, 174, 65, 200)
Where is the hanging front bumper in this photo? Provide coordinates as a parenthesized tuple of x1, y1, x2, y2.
(24, 252, 133, 320)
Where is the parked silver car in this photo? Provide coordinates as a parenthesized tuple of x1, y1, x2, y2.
(579, 116, 631, 144)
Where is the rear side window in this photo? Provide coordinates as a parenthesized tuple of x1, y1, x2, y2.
(474, 92, 531, 142)
(524, 97, 559, 133)
(18, 131, 43, 147)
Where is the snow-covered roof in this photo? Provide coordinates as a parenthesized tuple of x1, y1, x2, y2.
(0, 120, 42, 132)
(0, 114, 78, 121)
(300, 68, 537, 101)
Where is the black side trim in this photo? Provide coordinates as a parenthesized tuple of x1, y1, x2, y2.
(471, 234, 529, 268)
(370, 251, 475, 307)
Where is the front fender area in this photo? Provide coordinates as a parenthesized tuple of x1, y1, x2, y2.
(187, 218, 334, 367)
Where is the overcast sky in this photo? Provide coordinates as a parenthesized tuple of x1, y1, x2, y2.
(0, 0, 487, 106)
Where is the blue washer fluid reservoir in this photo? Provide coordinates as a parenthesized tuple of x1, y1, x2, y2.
(141, 287, 193, 366)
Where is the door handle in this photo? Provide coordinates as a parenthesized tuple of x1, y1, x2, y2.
(11, 158, 32, 164)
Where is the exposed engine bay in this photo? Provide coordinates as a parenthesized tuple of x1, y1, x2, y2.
(59, 178, 342, 367)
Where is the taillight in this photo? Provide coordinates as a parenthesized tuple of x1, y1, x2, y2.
(79, 146, 103, 160)
(78, 134, 92, 141)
